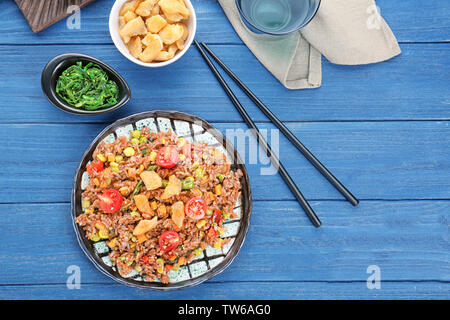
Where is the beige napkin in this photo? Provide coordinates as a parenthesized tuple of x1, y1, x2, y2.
(218, 0, 401, 89)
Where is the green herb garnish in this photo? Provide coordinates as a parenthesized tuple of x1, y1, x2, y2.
(56, 61, 119, 110)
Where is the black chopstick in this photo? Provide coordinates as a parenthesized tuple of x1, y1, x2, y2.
(195, 40, 322, 227)
(200, 42, 359, 207)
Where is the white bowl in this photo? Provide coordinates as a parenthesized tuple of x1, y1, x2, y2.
(109, 0, 197, 67)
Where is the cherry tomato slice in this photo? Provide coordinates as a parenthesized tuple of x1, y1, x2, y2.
(159, 230, 181, 253)
(86, 160, 104, 176)
(212, 209, 222, 223)
(207, 227, 217, 238)
(156, 146, 179, 169)
(185, 197, 207, 220)
(141, 255, 149, 264)
(97, 189, 123, 213)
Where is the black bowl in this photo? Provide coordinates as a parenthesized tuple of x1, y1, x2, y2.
(71, 110, 252, 290)
(41, 53, 131, 115)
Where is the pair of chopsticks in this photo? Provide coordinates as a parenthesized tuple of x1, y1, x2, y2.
(194, 41, 359, 227)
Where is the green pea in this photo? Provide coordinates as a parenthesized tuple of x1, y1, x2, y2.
(147, 165, 157, 171)
(194, 168, 204, 179)
(161, 179, 169, 188)
(139, 136, 148, 144)
(141, 149, 148, 156)
(182, 177, 195, 190)
(216, 173, 225, 183)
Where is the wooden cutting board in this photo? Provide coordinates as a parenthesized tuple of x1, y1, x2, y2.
(15, 0, 96, 33)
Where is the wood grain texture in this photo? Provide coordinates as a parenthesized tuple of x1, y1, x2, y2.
(0, 43, 448, 123)
(0, 201, 447, 286)
(0, 0, 448, 300)
(2, 0, 450, 43)
(14, 0, 96, 33)
(0, 121, 449, 203)
(0, 282, 448, 300)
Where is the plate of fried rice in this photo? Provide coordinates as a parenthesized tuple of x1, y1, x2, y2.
(72, 111, 252, 290)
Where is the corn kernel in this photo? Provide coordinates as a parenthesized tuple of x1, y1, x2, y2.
(178, 256, 186, 266)
(134, 264, 143, 272)
(107, 238, 117, 248)
(150, 201, 158, 211)
(194, 248, 203, 256)
(130, 243, 136, 249)
(99, 229, 109, 239)
(149, 151, 157, 162)
(196, 219, 206, 229)
(172, 263, 180, 271)
(202, 154, 208, 160)
(107, 155, 116, 162)
(157, 266, 164, 273)
(130, 138, 140, 145)
(178, 137, 186, 147)
(214, 184, 222, 196)
(156, 258, 164, 266)
(81, 199, 90, 209)
(214, 239, 223, 249)
(161, 138, 166, 145)
(96, 154, 106, 162)
(131, 236, 137, 243)
(115, 155, 123, 162)
(178, 153, 186, 161)
(84, 208, 94, 214)
(138, 164, 144, 174)
(109, 161, 119, 167)
(123, 147, 135, 157)
(111, 167, 120, 173)
(93, 178, 100, 186)
(90, 232, 100, 242)
(95, 222, 106, 230)
(192, 188, 202, 197)
(192, 161, 200, 169)
(139, 136, 148, 144)
(131, 130, 141, 139)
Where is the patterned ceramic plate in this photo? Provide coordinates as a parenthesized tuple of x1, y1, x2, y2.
(71, 111, 252, 290)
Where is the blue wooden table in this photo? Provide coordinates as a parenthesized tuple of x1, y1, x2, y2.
(0, 0, 448, 300)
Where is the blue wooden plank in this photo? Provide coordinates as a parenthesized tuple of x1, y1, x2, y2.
(1, 121, 449, 203)
(1, 0, 449, 44)
(0, 281, 447, 300)
(0, 43, 448, 123)
(0, 200, 447, 286)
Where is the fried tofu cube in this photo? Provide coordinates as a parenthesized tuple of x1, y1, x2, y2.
(159, 23, 184, 45)
(135, 0, 157, 17)
(151, 4, 160, 15)
(175, 38, 184, 50)
(123, 10, 138, 23)
(127, 36, 143, 58)
(119, 16, 148, 44)
(139, 34, 163, 62)
(164, 13, 184, 23)
(119, 0, 140, 16)
(159, 0, 190, 19)
(155, 43, 179, 61)
(146, 15, 168, 33)
(119, 16, 126, 29)
(181, 22, 189, 40)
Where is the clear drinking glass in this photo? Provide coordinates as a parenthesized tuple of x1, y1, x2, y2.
(236, 0, 321, 36)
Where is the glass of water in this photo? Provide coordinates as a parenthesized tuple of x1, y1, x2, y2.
(236, 0, 321, 36)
